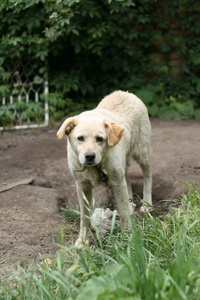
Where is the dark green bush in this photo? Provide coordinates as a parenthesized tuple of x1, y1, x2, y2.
(0, 0, 200, 124)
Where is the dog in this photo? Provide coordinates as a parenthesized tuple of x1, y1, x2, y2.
(57, 90, 152, 248)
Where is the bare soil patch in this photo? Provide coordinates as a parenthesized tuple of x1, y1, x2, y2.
(0, 119, 200, 279)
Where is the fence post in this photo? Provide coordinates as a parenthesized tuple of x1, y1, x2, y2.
(44, 80, 49, 126)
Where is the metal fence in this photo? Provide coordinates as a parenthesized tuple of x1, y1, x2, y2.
(0, 63, 49, 130)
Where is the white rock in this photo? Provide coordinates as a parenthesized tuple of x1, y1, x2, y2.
(91, 208, 118, 237)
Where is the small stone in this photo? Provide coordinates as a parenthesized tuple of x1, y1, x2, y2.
(91, 208, 119, 237)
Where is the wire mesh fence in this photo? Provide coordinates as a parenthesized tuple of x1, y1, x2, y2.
(0, 62, 49, 130)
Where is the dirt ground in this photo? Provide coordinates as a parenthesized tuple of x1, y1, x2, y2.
(0, 119, 200, 279)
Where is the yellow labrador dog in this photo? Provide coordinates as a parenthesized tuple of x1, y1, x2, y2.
(57, 91, 152, 248)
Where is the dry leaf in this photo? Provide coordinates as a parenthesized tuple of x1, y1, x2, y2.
(39, 258, 52, 265)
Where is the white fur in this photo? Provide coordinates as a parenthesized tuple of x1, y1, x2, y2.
(57, 91, 153, 248)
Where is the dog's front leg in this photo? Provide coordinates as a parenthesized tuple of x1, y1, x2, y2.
(110, 176, 132, 228)
(75, 182, 92, 249)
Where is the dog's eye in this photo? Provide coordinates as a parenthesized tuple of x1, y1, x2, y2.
(77, 136, 85, 142)
(96, 136, 104, 143)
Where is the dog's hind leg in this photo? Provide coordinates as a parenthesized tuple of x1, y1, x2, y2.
(132, 143, 153, 212)
(126, 174, 136, 214)
(138, 147, 153, 212)
(140, 162, 152, 211)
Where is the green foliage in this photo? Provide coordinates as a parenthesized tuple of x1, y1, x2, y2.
(1, 183, 200, 299)
(0, 99, 44, 127)
(0, 0, 200, 122)
(135, 84, 200, 119)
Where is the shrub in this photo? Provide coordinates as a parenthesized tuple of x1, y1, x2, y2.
(0, 0, 200, 122)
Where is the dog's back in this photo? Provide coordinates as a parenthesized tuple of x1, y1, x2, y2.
(97, 90, 151, 157)
(97, 90, 148, 119)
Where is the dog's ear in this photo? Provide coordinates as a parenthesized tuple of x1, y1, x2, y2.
(57, 117, 78, 140)
(104, 121, 124, 147)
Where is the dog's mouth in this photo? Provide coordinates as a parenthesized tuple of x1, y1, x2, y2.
(84, 162, 97, 166)
(74, 163, 98, 172)
(74, 161, 100, 172)
(74, 166, 87, 173)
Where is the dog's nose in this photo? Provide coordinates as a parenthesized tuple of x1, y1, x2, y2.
(85, 152, 96, 163)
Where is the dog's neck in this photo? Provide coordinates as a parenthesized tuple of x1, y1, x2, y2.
(95, 164, 109, 186)
(74, 164, 109, 186)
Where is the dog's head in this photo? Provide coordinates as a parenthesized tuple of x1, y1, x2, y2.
(57, 114, 124, 166)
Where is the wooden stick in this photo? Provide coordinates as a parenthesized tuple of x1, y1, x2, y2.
(0, 177, 34, 193)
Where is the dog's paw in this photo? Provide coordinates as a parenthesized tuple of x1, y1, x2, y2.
(140, 205, 152, 213)
(128, 199, 136, 215)
(140, 205, 149, 213)
(75, 237, 90, 249)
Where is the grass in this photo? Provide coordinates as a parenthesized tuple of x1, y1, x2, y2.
(1, 182, 200, 299)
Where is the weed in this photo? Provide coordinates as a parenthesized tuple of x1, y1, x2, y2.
(1, 183, 200, 299)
